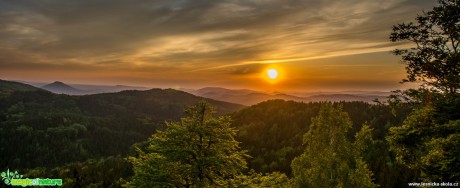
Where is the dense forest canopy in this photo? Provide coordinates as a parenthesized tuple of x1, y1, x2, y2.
(0, 80, 417, 187)
(0, 82, 243, 169)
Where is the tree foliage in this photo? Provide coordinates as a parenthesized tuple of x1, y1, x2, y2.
(128, 101, 249, 187)
(25, 156, 132, 188)
(0, 84, 242, 170)
(291, 103, 377, 188)
(390, 0, 460, 95)
(387, 106, 460, 181)
(233, 100, 414, 187)
(225, 170, 289, 188)
(388, 0, 460, 182)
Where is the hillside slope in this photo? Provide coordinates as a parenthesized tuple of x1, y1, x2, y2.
(0, 81, 244, 169)
(36, 81, 148, 95)
(0, 79, 42, 97)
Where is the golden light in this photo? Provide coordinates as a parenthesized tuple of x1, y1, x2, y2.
(267, 69, 278, 79)
(261, 65, 283, 84)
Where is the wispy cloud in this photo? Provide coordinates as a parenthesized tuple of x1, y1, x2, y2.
(0, 0, 437, 90)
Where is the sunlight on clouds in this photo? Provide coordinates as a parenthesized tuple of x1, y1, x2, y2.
(203, 42, 409, 70)
(0, 0, 438, 91)
(2, 13, 54, 43)
(136, 30, 249, 57)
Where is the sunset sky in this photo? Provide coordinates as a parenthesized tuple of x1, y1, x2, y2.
(0, 0, 437, 92)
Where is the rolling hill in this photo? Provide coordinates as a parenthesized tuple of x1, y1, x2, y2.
(21, 80, 148, 95)
(0, 79, 43, 97)
(185, 87, 390, 105)
(0, 80, 244, 169)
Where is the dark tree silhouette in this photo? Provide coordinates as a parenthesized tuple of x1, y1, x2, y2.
(390, 0, 460, 95)
(388, 0, 460, 182)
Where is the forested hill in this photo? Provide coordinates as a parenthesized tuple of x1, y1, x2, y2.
(0, 79, 43, 97)
(0, 80, 422, 187)
(231, 100, 415, 187)
(0, 80, 244, 169)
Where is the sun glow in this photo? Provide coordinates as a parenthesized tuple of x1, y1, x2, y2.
(262, 66, 283, 84)
(267, 69, 278, 79)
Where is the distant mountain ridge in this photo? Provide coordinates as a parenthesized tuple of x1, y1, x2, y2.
(42, 81, 81, 94)
(13, 80, 390, 104)
(184, 87, 390, 105)
(22, 81, 149, 95)
(68, 84, 148, 95)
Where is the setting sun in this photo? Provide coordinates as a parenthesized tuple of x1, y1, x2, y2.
(262, 66, 283, 84)
(267, 69, 279, 79)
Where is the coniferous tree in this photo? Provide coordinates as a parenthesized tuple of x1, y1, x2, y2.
(387, 106, 460, 182)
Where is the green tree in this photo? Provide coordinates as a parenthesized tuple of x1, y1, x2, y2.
(225, 170, 289, 188)
(291, 103, 377, 188)
(127, 101, 249, 187)
(388, 0, 460, 182)
(387, 106, 460, 181)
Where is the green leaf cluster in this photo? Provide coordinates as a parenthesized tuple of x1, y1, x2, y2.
(291, 103, 378, 188)
(128, 101, 249, 187)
